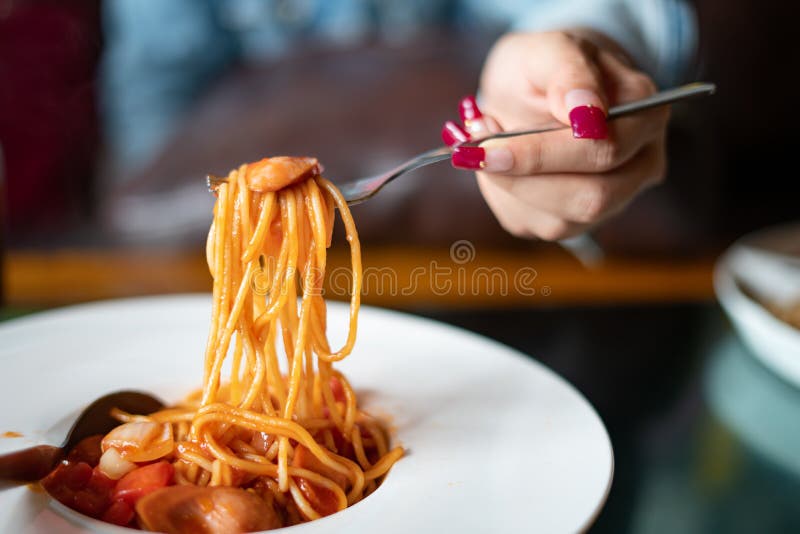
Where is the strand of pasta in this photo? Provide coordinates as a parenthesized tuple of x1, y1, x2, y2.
(153, 167, 402, 522)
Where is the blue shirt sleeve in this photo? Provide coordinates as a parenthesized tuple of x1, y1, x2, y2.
(100, 0, 697, 171)
(461, 0, 697, 88)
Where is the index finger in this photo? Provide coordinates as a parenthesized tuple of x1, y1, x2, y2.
(475, 107, 667, 176)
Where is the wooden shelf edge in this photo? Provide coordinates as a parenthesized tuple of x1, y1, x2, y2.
(3, 247, 717, 309)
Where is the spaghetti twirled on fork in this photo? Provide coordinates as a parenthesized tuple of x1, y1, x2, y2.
(43, 157, 403, 532)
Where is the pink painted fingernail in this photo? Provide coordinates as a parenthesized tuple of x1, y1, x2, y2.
(459, 95, 483, 123)
(451, 145, 513, 172)
(569, 106, 608, 139)
(459, 95, 487, 133)
(565, 89, 608, 139)
(441, 121, 470, 146)
(451, 146, 485, 169)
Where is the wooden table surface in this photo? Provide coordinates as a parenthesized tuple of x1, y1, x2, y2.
(3, 246, 716, 310)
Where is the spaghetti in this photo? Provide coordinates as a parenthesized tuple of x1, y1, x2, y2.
(43, 157, 403, 531)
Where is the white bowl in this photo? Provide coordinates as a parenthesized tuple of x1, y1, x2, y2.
(0, 296, 612, 533)
(714, 222, 800, 387)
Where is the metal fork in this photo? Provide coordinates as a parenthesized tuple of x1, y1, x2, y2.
(208, 82, 715, 204)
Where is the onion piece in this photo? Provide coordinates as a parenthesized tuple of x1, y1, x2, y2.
(102, 422, 174, 463)
(98, 447, 137, 480)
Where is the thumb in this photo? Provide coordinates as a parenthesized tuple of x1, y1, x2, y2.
(547, 52, 609, 139)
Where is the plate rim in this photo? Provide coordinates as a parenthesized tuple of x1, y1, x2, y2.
(0, 294, 614, 533)
(713, 224, 800, 388)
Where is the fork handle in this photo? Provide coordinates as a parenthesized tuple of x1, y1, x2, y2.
(473, 82, 716, 143)
(607, 82, 716, 119)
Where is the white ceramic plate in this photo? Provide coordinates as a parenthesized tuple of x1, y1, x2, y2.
(714, 221, 800, 387)
(0, 295, 613, 533)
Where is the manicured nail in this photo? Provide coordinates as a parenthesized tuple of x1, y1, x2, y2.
(459, 95, 483, 122)
(565, 89, 607, 139)
(569, 106, 608, 139)
(451, 145, 513, 171)
(452, 146, 485, 169)
(441, 121, 470, 146)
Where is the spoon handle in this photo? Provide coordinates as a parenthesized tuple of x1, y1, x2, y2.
(0, 445, 62, 482)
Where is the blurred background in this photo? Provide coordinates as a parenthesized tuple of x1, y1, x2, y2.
(1, 0, 797, 304)
(1, 0, 799, 532)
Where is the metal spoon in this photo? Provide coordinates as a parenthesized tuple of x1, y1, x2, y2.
(0, 390, 164, 482)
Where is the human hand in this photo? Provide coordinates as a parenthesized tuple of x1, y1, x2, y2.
(442, 31, 669, 240)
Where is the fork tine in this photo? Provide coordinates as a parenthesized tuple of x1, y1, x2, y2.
(206, 174, 226, 193)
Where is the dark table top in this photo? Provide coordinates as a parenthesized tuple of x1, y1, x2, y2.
(421, 303, 800, 533)
(3, 301, 798, 532)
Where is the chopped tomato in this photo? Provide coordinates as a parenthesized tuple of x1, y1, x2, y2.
(251, 431, 271, 454)
(102, 499, 135, 526)
(42, 462, 119, 519)
(41, 462, 90, 497)
(67, 435, 104, 466)
(329, 377, 346, 403)
(292, 445, 345, 517)
(113, 461, 174, 506)
(292, 445, 347, 489)
(88, 466, 118, 494)
(295, 477, 339, 518)
(329, 427, 354, 460)
(70, 487, 111, 518)
(63, 462, 93, 490)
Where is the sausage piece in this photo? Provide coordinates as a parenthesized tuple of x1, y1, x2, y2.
(136, 485, 282, 533)
(246, 157, 321, 192)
